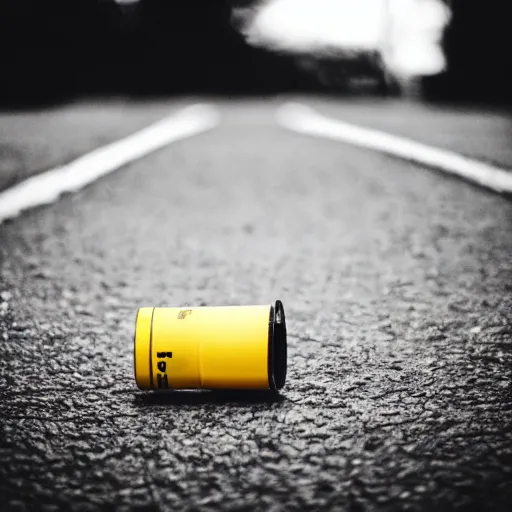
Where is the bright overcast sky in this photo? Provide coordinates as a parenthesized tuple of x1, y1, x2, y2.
(250, 0, 389, 51)
(249, 0, 451, 75)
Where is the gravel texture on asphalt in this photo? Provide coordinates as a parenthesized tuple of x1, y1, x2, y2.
(1, 100, 512, 511)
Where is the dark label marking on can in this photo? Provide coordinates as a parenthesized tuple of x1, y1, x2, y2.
(157, 374, 169, 389)
(177, 310, 192, 320)
(156, 352, 173, 389)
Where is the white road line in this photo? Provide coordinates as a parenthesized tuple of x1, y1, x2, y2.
(0, 103, 220, 224)
(276, 102, 512, 194)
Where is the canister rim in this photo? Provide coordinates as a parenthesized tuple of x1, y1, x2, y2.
(268, 300, 287, 391)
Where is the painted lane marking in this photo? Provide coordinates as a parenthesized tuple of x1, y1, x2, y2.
(276, 102, 512, 194)
(0, 104, 220, 224)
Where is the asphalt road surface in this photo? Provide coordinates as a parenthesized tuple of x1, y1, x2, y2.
(1, 97, 512, 511)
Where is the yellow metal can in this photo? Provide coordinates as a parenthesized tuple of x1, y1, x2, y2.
(134, 301, 287, 391)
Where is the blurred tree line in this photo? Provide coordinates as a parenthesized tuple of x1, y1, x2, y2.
(0, 0, 311, 105)
(0, 0, 510, 105)
(422, 0, 511, 103)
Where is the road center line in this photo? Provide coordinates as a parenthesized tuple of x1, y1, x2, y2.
(0, 103, 220, 224)
(276, 102, 512, 194)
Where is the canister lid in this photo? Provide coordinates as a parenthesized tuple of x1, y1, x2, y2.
(269, 300, 287, 391)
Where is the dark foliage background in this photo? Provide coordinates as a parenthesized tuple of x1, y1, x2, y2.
(426, 0, 512, 103)
(0, 0, 510, 105)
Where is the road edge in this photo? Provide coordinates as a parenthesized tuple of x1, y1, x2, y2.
(0, 104, 221, 225)
(276, 102, 512, 195)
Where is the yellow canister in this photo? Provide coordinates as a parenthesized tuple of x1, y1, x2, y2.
(134, 301, 287, 391)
